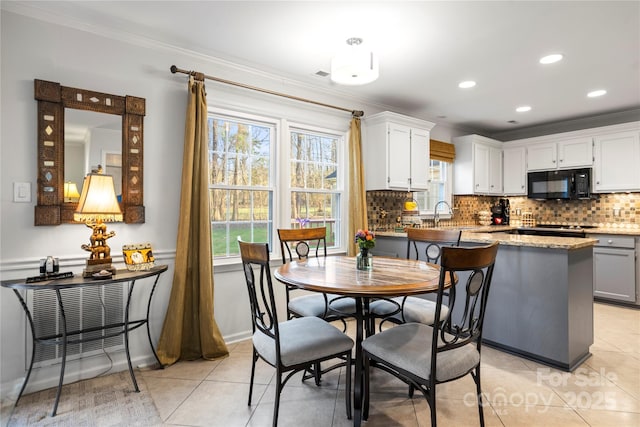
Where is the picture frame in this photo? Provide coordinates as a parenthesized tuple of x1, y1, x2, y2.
(122, 243, 155, 271)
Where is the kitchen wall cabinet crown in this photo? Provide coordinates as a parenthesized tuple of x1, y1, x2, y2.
(363, 111, 435, 191)
(453, 134, 503, 195)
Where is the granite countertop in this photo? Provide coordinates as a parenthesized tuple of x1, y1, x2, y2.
(373, 223, 640, 250)
(460, 231, 598, 250)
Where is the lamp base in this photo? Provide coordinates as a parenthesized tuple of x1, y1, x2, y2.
(83, 260, 116, 278)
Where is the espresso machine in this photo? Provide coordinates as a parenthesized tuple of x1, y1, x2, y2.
(491, 198, 510, 225)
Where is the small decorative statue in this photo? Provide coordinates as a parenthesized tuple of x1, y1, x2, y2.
(81, 222, 115, 261)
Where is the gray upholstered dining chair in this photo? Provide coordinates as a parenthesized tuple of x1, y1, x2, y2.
(369, 228, 462, 329)
(278, 227, 357, 327)
(238, 239, 354, 427)
(361, 242, 499, 427)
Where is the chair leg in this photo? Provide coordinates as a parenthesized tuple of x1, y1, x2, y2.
(273, 369, 283, 427)
(428, 388, 437, 427)
(345, 352, 352, 420)
(408, 383, 415, 398)
(474, 366, 486, 427)
(248, 348, 258, 405)
(363, 356, 370, 420)
(314, 362, 321, 386)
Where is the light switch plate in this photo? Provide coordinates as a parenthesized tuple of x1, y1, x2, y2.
(13, 182, 31, 203)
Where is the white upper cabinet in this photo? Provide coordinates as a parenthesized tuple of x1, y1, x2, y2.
(364, 112, 435, 191)
(453, 135, 503, 195)
(503, 146, 527, 195)
(557, 137, 593, 168)
(527, 142, 557, 171)
(409, 128, 431, 189)
(526, 137, 592, 171)
(593, 131, 640, 192)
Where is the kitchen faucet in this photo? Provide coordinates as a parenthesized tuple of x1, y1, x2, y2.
(433, 200, 453, 227)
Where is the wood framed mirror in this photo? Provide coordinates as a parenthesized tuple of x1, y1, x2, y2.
(34, 79, 145, 225)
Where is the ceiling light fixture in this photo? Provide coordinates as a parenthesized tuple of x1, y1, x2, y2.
(516, 106, 532, 113)
(330, 37, 379, 86)
(458, 80, 476, 89)
(539, 53, 564, 64)
(587, 89, 607, 98)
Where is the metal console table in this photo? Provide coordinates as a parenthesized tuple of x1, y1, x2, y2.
(1, 264, 168, 416)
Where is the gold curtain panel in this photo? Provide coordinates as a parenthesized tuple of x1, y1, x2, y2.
(430, 139, 455, 162)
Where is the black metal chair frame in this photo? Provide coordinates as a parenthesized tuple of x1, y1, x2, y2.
(278, 227, 354, 327)
(238, 239, 353, 427)
(371, 229, 462, 331)
(363, 242, 499, 427)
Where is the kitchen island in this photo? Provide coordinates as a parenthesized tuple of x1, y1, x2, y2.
(373, 229, 597, 371)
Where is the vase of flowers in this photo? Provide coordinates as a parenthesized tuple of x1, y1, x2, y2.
(355, 229, 375, 271)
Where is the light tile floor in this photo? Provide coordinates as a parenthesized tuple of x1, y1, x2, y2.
(142, 302, 640, 426)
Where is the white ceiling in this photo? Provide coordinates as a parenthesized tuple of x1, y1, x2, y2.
(5, 1, 640, 136)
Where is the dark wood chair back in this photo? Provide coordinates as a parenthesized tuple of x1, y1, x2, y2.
(434, 242, 499, 357)
(406, 228, 462, 263)
(278, 227, 327, 264)
(238, 239, 279, 341)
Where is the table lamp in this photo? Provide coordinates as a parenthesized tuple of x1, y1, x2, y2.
(63, 181, 81, 203)
(74, 173, 123, 277)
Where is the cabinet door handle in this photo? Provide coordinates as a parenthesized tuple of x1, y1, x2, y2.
(596, 181, 600, 185)
(552, 160, 556, 163)
(559, 159, 563, 162)
(608, 239, 613, 244)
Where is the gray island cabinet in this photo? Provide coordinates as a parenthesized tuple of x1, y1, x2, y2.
(373, 231, 597, 371)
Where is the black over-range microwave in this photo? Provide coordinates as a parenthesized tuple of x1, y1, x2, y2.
(527, 168, 592, 200)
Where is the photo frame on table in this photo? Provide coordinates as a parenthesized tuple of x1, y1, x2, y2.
(122, 243, 155, 271)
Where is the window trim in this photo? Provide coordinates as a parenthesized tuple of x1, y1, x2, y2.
(419, 160, 453, 219)
(208, 107, 279, 263)
(207, 108, 349, 266)
(282, 120, 348, 252)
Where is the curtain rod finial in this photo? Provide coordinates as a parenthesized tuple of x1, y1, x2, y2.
(170, 65, 178, 74)
(352, 110, 364, 118)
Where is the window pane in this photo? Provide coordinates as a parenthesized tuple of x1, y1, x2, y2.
(210, 118, 271, 187)
(209, 114, 274, 258)
(416, 160, 451, 212)
(289, 128, 341, 250)
(290, 131, 338, 190)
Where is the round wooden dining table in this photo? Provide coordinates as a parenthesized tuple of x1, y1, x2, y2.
(274, 255, 452, 427)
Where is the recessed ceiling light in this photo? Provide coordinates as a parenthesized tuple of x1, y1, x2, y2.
(587, 89, 607, 98)
(458, 81, 476, 89)
(539, 54, 564, 64)
(516, 106, 532, 113)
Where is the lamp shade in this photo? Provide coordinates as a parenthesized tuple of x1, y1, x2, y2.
(331, 38, 379, 86)
(63, 181, 81, 202)
(74, 173, 123, 222)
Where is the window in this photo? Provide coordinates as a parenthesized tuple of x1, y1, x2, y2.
(208, 113, 275, 257)
(416, 160, 453, 214)
(289, 127, 342, 248)
(207, 109, 346, 260)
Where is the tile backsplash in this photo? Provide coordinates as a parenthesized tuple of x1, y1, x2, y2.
(367, 190, 640, 228)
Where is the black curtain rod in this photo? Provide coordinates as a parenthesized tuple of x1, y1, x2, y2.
(170, 65, 364, 118)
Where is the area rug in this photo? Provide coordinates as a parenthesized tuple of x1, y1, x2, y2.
(6, 370, 162, 426)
